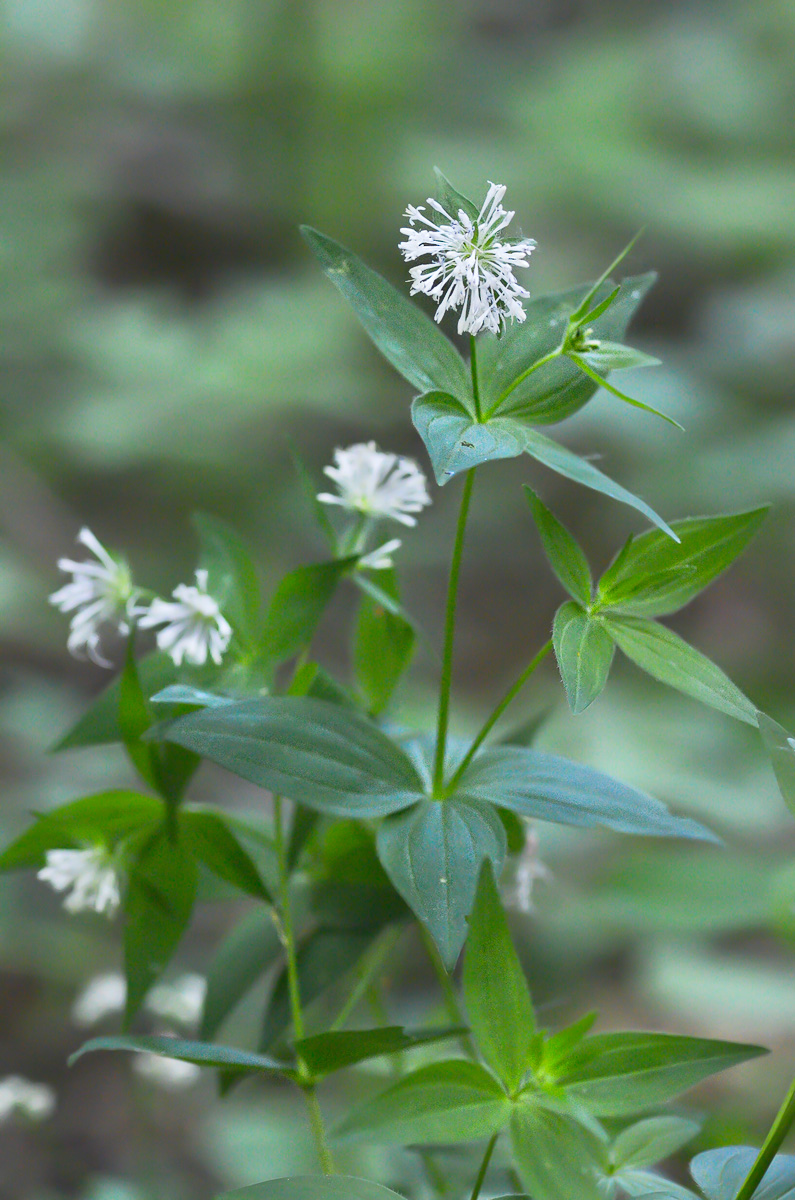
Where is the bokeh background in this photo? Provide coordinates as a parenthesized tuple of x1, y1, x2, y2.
(1, 0, 794, 1196)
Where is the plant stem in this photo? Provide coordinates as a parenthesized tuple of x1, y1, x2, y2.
(470, 1132, 498, 1200)
(329, 924, 402, 1032)
(419, 924, 476, 1059)
(470, 334, 483, 422)
(273, 795, 336, 1174)
(484, 347, 562, 418)
(433, 468, 476, 796)
(445, 640, 553, 793)
(734, 1073, 795, 1200)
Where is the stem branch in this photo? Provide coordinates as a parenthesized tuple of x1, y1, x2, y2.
(734, 1073, 795, 1200)
(484, 347, 563, 418)
(470, 1132, 499, 1200)
(470, 334, 483, 422)
(420, 925, 476, 1059)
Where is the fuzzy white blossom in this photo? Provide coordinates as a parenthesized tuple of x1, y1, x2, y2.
(318, 442, 430, 528)
(399, 181, 536, 336)
(38, 847, 121, 917)
(0, 1076, 56, 1123)
(146, 974, 206, 1027)
(357, 539, 402, 571)
(138, 569, 232, 666)
(133, 1051, 201, 1090)
(509, 827, 549, 915)
(72, 972, 127, 1025)
(49, 527, 136, 668)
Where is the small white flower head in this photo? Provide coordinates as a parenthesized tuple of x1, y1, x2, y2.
(399, 181, 536, 336)
(0, 1076, 56, 1123)
(357, 539, 402, 571)
(133, 1051, 201, 1090)
(146, 974, 206, 1028)
(137, 569, 232, 666)
(49, 527, 136, 668)
(37, 846, 121, 917)
(508, 827, 549, 915)
(72, 972, 127, 1026)
(318, 442, 431, 528)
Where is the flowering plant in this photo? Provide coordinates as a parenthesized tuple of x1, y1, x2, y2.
(4, 173, 795, 1200)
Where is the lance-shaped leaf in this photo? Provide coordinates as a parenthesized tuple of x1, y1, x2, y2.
(179, 808, 271, 901)
(510, 1101, 606, 1200)
(553, 602, 615, 714)
(193, 513, 261, 648)
(0, 791, 163, 871)
(758, 712, 795, 819)
(300, 226, 469, 399)
(455, 746, 714, 841)
(611, 1117, 701, 1171)
(566, 351, 681, 429)
(554, 1031, 766, 1116)
(354, 568, 416, 715)
(691, 1147, 795, 1200)
(579, 342, 661, 373)
(70, 1034, 291, 1078)
(219, 1176, 409, 1200)
(525, 487, 592, 606)
(337, 1059, 512, 1144)
(157, 696, 426, 818)
(604, 617, 757, 726)
(261, 557, 357, 665)
(201, 908, 283, 1040)
(597, 510, 768, 618)
(55, 652, 180, 750)
(434, 168, 480, 221)
(463, 861, 538, 1091)
(294, 1025, 465, 1076)
(376, 797, 507, 968)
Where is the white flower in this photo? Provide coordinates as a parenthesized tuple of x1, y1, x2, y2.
(38, 847, 121, 917)
(399, 181, 536, 336)
(72, 972, 127, 1026)
(318, 442, 431, 527)
(133, 1051, 201, 1090)
(357, 539, 402, 571)
(508, 827, 549, 915)
(146, 974, 206, 1027)
(0, 1076, 56, 1123)
(137, 569, 232, 666)
(49, 527, 136, 668)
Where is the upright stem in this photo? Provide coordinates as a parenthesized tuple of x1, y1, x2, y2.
(420, 925, 476, 1059)
(483, 347, 562, 419)
(273, 796, 336, 1175)
(470, 1132, 499, 1200)
(432, 469, 476, 796)
(446, 640, 553, 793)
(734, 1073, 795, 1200)
(470, 334, 483, 422)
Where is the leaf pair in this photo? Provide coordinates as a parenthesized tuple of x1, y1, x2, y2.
(526, 488, 766, 720)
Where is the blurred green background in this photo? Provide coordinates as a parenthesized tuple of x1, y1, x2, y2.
(1, 0, 794, 1196)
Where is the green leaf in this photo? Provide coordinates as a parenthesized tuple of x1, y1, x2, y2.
(691, 1148, 795, 1200)
(0, 791, 163, 871)
(337, 1059, 511, 1145)
(567, 351, 682, 429)
(260, 929, 372, 1051)
(568, 234, 645, 324)
(201, 907, 282, 1040)
(510, 1102, 605, 1200)
(158, 696, 425, 818)
(354, 569, 416, 714)
(553, 602, 615, 714)
(151, 684, 234, 708)
(580, 342, 661, 372)
(615, 1169, 699, 1200)
(261, 557, 357, 665)
(455, 746, 715, 841)
(124, 829, 198, 1024)
(555, 1031, 766, 1117)
(376, 796, 507, 968)
(179, 808, 271, 900)
(542, 1013, 599, 1073)
(524, 487, 592, 605)
(463, 861, 537, 1090)
(69, 1034, 290, 1077)
(604, 616, 757, 725)
(55, 651, 180, 750)
(300, 226, 469, 399)
(433, 168, 481, 221)
(294, 1025, 465, 1076)
(757, 712, 795, 819)
(611, 1117, 701, 1170)
(597, 510, 768, 618)
(193, 513, 261, 647)
(218, 1176, 409, 1200)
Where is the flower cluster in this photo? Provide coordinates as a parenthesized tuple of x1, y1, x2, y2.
(0, 1076, 56, 1124)
(37, 846, 121, 917)
(137, 570, 232, 666)
(399, 181, 536, 336)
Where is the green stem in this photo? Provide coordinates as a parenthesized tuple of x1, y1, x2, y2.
(484, 347, 562, 418)
(470, 334, 483, 422)
(470, 1132, 498, 1200)
(445, 640, 553, 794)
(329, 925, 402, 1032)
(734, 1073, 795, 1200)
(420, 925, 476, 1059)
(433, 469, 476, 796)
(304, 1085, 336, 1176)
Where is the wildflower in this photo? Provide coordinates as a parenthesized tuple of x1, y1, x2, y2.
(137, 570, 232, 666)
(508, 827, 549, 915)
(357, 539, 402, 571)
(399, 181, 536, 336)
(133, 1050, 201, 1090)
(72, 972, 126, 1026)
(37, 847, 121, 917)
(318, 442, 431, 527)
(0, 1076, 56, 1123)
(146, 974, 206, 1027)
(49, 527, 136, 668)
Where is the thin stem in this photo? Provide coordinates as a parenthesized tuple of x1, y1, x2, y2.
(470, 334, 483, 422)
(446, 640, 553, 793)
(470, 1132, 499, 1200)
(484, 347, 563, 418)
(419, 925, 476, 1059)
(304, 1085, 336, 1176)
(433, 469, 476, 796)
(329, 925, 402, 1032)
(734, 1073, 795, 1200)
